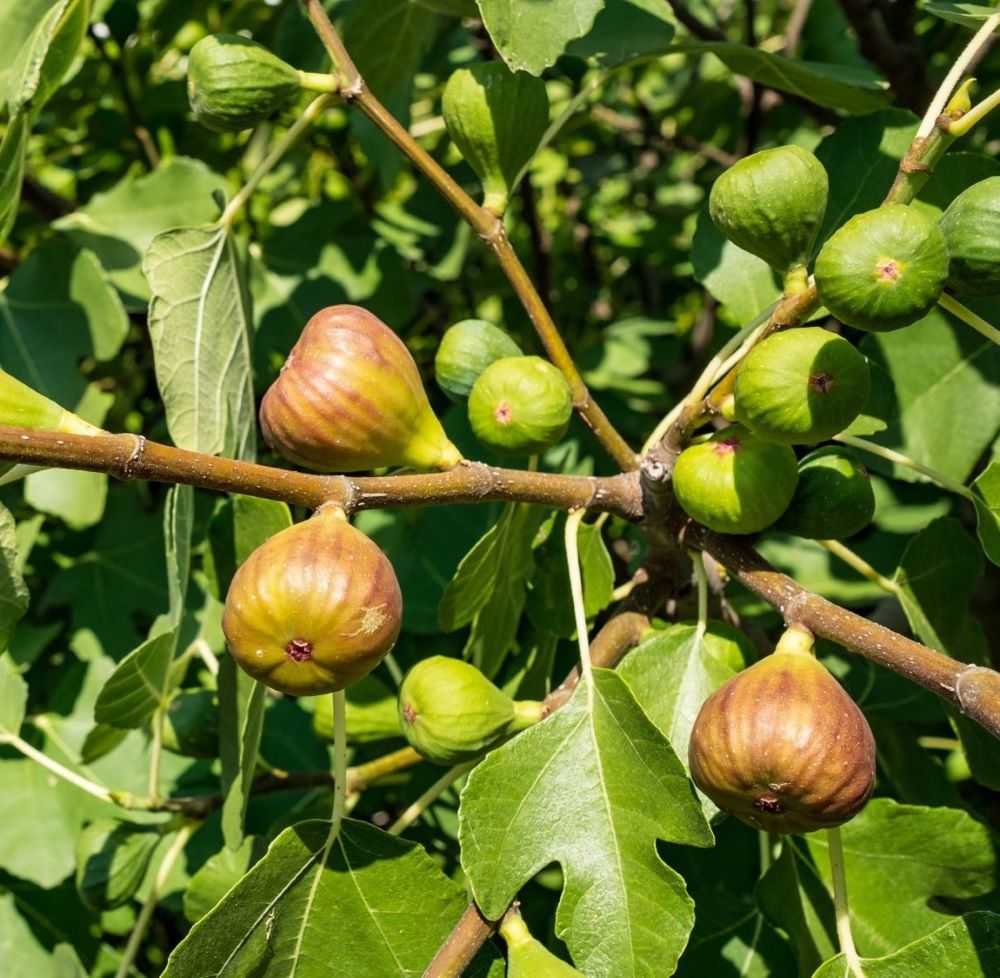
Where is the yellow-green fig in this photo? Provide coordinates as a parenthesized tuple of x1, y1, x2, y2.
(0, 367, 102, 436)
(435, 319, 523, 402)
(222, 509, 402, 697)
(500, 910, 584, 977)
(260, 304, 462, 473)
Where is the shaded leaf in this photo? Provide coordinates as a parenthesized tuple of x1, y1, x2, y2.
(923, 2, 1000, 28)
(565, 0, 675, 67)
(0, 503, 28, 650)
(0, 893, 87, 978)
(0, 112, 28, 245)
(972, 461, 1000, 566)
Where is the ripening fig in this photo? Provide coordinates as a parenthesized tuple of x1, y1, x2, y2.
(398, 656, 544, 765)
(939, 176, 1000, 296)
(222, 508, 402, 697)
(187, 34, 304, 132)
(500, 910, 585, 978)
(75, 820, 163, 911)
(776, 447, 875, 539)
(467, 356, 573, 457)
(733, 327, 870, 444)
(814, 204, 949, 331)
(162, 689, 219, 758)
(435, 319, 523, 402)
(688, 641, 876, 833)
(709, 145, 828, 274)
(442, 62, 549, 215)
(260, 304, 462, 472)
(671, 424, 798, 535)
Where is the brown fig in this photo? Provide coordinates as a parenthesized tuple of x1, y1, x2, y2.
(260, 304, 462, 472)
(222, 508, 402, 696)
(688, 644, 875, 834)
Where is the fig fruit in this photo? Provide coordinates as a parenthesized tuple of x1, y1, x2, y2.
(776, 447, 875, 539)
(75, 820, 163, 911)
(467, 356, 573, 457)
(939, 176, 1000, 296)
(500, 910, 584, 977)
(0, 367, 102, 436)
(708, 145, 828, 273)
(398, 655, 543, 765)
(671, 424, 798, 535)
(733, 327, 870, 444)
(688, 646, 876, 833)
(814, 204, 949, 331)
(162, 689, 219, 758)
(187, 34, 302, 132)
(435, 319, 523, 402)
(222, 508, 402, 697)
(442, 62, 549, 215)
(260, 304, 462, 472)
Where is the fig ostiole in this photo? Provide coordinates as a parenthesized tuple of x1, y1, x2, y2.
(500, 910, 585, 977)
(260, 304, 462, 473)
(775, 446, 875, 539)
(814, 204, 949, 331)
(398, 655, 544, 765)
(709, 145, 828, 274)
(688, 640, 876, 834)
(939, 176, 1000, 296)
(733, 327, 870, 444)
(671, 424, 798, 535)
(222, 507, 402, 697)
(467, 355, 573, 457)
(435, 319, 523, 402)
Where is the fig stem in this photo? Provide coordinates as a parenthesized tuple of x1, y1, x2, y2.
(0, 731, 115, 804)
(937, 292, 1000, 349)
(328, 689, 349, 846)
(565, 509, 593, 684)
(820, 540, 900, 596)
(949, 85, 1000, 137)
(774, 624, 815, 657)
(386, 760, 475, 837)
(691, 550, 709, 639)
(827, 826, 866, 978)
(148, 701, 166, 805)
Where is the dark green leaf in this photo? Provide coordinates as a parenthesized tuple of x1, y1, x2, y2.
(0, 112, 28, 244)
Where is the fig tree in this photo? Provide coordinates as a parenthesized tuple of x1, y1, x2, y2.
(435, 319, 523, 402)
(776, 446, 875, 539)
(939, 176, 1000, 296)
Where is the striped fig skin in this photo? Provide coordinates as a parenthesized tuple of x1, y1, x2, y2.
(222, 510, 402, 696)
(260, 305, 462, 472)
(688, 650, 875, 834)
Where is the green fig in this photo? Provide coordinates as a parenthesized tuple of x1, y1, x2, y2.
(671, 424, 798, 535)
(814, 204, 949, 331)
(0, 367, 102, 435)
(260, 304, 462, 473)
(222, 508, 402, 697)
(775, 447, 875, 539)
(709, 145, 828, 273)
(187, 33, 303, 132)
(500, 910, 585, 977)
(162, 689, 219, 758)
(313, 673, 403, 744)
(75, 820, 164, 911)
(467, 356, 573, 457)
(733, 327, 870, 444)
(939, 176, 1000, 296)
(688, 646, 876, 833)
(442, 62, 549, 215)
(398, 656, 543, 765)
(435, 319, 523, 402)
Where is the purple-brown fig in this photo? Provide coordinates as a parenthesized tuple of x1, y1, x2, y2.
(260, 304, 462, 473)
(688, 646, 875, 834)
(222, 508, 402, 696)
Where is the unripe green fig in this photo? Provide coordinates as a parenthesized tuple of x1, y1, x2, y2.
(260, 304, 462, 473)
(222, 508, 402, 697)
(162, 689, 219, 758)
(709, 145, 828, 273)
(500, 911, 584, 978)
(75, 820, 163, 911)
(467, 356, 573, 457)
(775, 447, 875, 539)
(398, 655, 543, 765)
(939, 176, 1000, 296)
(435, 319, 523, 402)
(671, 424, 798, 535)
(688, 647, 876, 833)
(442, 62, 549, 215)
(733, 327, 870, 444)
(187, 34, 303, 132)
(814, 204, 949, 331)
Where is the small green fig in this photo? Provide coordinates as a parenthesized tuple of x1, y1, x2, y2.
(775, 447, 875, 539)
(939, 176, 1000, 296)
(733, 327, 870, 444)
(689, 646, 876, 834)
(467, 356, 573, 457)
(500, 910, 584, 978)
(75, 820, 164, 911)
(709, 145, 828, 273)
(435, 319, 523, 402)
(162, 689, 219, 758)
(260, 304, 462, 473)
(814, 204, 949, 331)
(398, 655, 543, 765)
(222, 508, 402, 697)
(671, 424, 798, 535)
(442, 62, 549, 215)
(187, 33, 302, 132)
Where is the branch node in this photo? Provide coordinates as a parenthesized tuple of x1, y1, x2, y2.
(121, 435, 147, 480)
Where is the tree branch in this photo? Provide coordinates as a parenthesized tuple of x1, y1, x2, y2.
(422, 903, 497, 978)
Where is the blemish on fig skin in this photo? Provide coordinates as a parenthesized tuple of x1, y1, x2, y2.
(494, 401, 513, 426)
(402, 702, 417, 726)
(713, 436, 741, 457)
(285, 639, 314, 662)
(809, 371, 834, 395)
